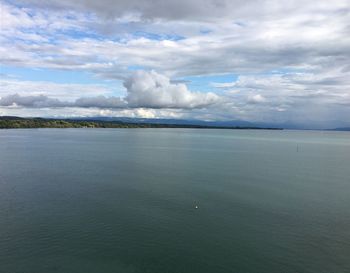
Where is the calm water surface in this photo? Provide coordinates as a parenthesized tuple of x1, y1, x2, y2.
(0, 129, 349, 273)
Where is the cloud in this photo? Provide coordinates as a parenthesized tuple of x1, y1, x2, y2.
(0, 93, 126, 109)
(1, 1, 350, 126)
(1, 67, 350, 128)
(12, 0, 350, 24)
(0, 94, 67, 108)
(2, 0, 350, 79)
(124, 70, 219, 108)
(0, 78, 115, 99)
(0, 71, 219, 109)
(8, 0, 275, 21)
(247, 94, 266, 104)
(75, 96, 126, 108)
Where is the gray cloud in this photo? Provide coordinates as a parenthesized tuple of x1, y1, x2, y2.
(75, 96, 126, 108)
(13, 0, 350, 25)
(1, 1, 349, 81)
(0, 94, 67, 108)
(10, 0, 273, 21)
(0, 93, 125, 109)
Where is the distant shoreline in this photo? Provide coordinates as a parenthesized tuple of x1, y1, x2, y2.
(0, 117, 282, 130)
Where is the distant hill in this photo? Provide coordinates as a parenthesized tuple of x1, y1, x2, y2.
(330, 127, 350, 131)
(74, 116, 285, 129)
(2, 116, 349, 130)
(0, 116, 282, 130)
(76, 116, 350, 130)
(0, 116, 26, 120)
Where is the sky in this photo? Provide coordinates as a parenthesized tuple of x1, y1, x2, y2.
(0, 0, 350, 127)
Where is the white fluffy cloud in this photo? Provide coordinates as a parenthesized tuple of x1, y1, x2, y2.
(124, 71, 218, 108)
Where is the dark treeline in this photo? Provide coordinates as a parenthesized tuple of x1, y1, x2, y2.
(0, 117, 282, 130)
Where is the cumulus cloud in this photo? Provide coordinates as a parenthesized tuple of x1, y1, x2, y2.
(0, 71, 219, 109)
(124, 71, 219, 108)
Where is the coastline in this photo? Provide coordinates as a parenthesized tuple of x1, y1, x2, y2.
(0, 117, 283, 130)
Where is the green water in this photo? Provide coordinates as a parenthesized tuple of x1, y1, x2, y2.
(0, 129, 349, 273)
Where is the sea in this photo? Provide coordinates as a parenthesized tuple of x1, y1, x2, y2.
(0, 128, 349, 273)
